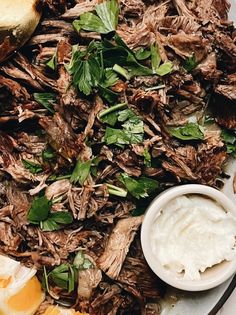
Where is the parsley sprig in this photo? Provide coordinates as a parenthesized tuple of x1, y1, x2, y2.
(27, 196, 73, 231)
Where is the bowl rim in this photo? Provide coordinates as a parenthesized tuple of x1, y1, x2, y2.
(141, 184, 236, 291)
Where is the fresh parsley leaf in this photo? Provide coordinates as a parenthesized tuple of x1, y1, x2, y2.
(113, 64, 130, 80)
(72, 56, 101, 95)
(74, 251, 94, 270)
(46, 51, 57, 70)
(27, 196, 52, 223)
(34, 93, 56, 114)
(70, 160, 92, 185)
(150, 43, 173, 76)
(169, 123, 204, 141)
(143, 149, 151, 167)
(183, 53, 197, 72)
(221, 129, 236, 157)
(119, 173, 159, 199)
(98, 102, 127, 126)
(103, 108, 144, 146)
(73, 0, 119, 34)
(102, 68, 119, 87)
(40, 218, 60, 232)
(98, 85, 119, 103)
(22, 159, 43, 174)
(41, 212, 73, 232)
(155, 61, 173, 76)
(46, 264, 77, 293)
(135, 48, 151, 61)
(104, 127, 130, 146)
(151, 43, 161, 72)
(42, 147, 56, 161)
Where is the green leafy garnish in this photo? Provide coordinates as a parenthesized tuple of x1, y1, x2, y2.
(46, 51, 57, 70)
(106, 183, 127, 197)
(41, 212, 73, 232)
(73, 0, 119, 34)
(44, 264, 77, 293)
(70, 160, 92, 185)
(74, 251, 94, 270)
(169, 123, 204, 141)
(135, 48, 151, 60)
(119, 173, 159, 199)
(42, 147, 56, 161)
(34, 93, 56, 114)
(183, 53, 197, 72)
(22, 159, 43, 174)
(221, 129, 236, 157)
(103, 108, 144, 147)
(143, 149, 151, 167)
(150, 43, 173, 76)
(27, 196, 52, 223)
(98, 102, 127, 126)
(27, 196, 73, 231)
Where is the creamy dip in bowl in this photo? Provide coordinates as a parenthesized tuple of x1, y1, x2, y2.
(141, 184, 236, 291)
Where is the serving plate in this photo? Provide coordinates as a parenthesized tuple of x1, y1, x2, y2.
(159, 1, 236, 313)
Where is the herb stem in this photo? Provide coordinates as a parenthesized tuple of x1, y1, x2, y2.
(98, 102, 127, 119)
(113, 64, 130, 80)
(106, 183, 127, 197)
(145, 84, 166, 91)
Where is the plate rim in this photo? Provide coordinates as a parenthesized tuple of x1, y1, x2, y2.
(208, 274, 236, 314)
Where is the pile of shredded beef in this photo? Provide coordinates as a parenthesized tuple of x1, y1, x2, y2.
(0, 0, 235, 314)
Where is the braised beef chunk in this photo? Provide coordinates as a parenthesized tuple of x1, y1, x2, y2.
(0, 0, 235, 313)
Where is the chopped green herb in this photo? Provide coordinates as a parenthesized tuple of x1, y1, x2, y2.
(42, 147, 56, 161)
(135, 48, 151, 61)
(183, 53, 197, 72)
(103, 108, 144, 146)
(169, 123, 204, 141)
(44, 264, 77, 294)
(34, 93, 56, 114)
(151, 43, 161, 73)
(73, 0, 119, 34)
(70, 160, 92, 185)
(22, 159, 43, 174)
(98, 102, 127, 126)
(221, 129, 236, 157)
(41, 212, 73, 232)
(143, 149, 151, 167)
(74, 251, 94, 270)
(46, 51, 57, 70)
(106, 183, 127, 197)
(119, 173, 159, 199)
(113, 64, 130, 80)
(150, 43, 173, 76)
(27, 196, 52, 223)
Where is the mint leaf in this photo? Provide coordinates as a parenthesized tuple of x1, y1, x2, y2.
(169, 123, 204, 141)
(70, 160, 92, 185)
(34, 93, 56, 114)
(183, 53, 197, 72)
(22, 159, 43, 174)
(27, 196, 51, 223)
(119, 173, 159, 199)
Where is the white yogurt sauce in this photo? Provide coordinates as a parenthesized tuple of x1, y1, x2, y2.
(150, 195, 236, 280)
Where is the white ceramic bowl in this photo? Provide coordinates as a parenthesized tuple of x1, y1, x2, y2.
(141, 184, 236, 291)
